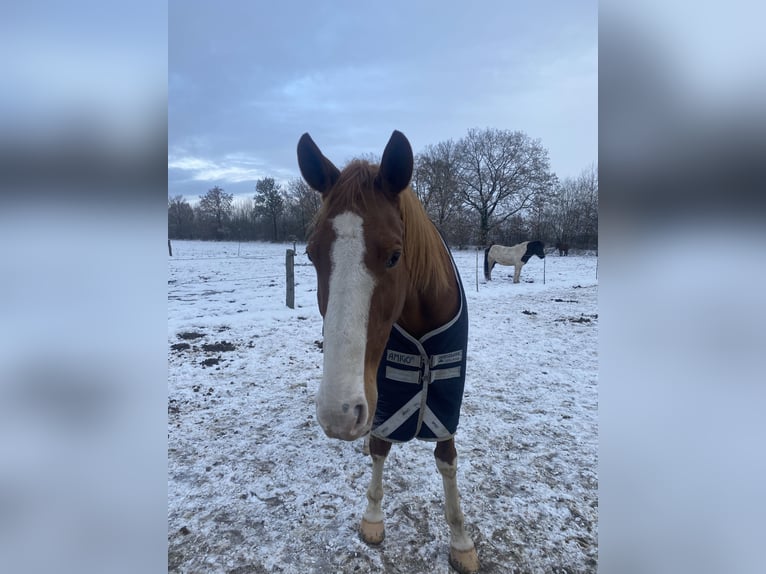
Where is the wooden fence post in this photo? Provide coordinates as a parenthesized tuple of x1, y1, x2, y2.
(285, 249, 295, 309)
(168, 239, 172, 257)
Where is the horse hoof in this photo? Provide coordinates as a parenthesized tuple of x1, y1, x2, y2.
(359, 518, 385, 545)
(449, 546, 479, 574)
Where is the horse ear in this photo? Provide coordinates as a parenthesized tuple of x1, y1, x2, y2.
(297, 133, 341, 195)
(375, 130, 413, 197)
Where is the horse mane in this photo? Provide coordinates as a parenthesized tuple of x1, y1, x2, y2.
(399, 184, 452, 297)
(313, 160, 451, 296)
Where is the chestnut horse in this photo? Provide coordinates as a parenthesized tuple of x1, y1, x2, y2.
(298, 130, 479, 574)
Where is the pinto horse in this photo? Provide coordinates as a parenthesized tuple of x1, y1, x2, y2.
(555, 242, 570, 256)
(484, 241, 546, 283)
(298, 130, 479, 574)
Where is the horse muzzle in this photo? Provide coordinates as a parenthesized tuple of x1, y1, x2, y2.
(316, 396, 370, 441)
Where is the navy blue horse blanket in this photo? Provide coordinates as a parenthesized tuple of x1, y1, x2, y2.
(370, 247, 468, 443)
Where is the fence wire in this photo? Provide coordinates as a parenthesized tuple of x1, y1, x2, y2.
(168, 250, 311, 291)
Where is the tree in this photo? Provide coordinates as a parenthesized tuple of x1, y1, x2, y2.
(254, 177, 285, 241)
(168, 195, 195, 239)
(577, 164, 599, 249)
(287, 177, 321, 240)
(455, 128, 557, 246)
(412, 140, 462, 231)
(548, 164, 598, 249)
(526, 179, 558, 243)
(549, 178, 580, 246)
(230, 196, 257, 241)
(198, 186, 233, 240)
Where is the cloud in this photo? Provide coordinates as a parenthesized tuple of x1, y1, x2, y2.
(168, 153, 265, 184)
(168, 149, 300, 204)
(168, 1, 598, 197)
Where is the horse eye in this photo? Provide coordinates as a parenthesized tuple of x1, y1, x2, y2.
(385, 251, 401, 269)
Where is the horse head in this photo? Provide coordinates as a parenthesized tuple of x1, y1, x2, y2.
(529, 240, 546, 259)
(297, 130, 414, 440)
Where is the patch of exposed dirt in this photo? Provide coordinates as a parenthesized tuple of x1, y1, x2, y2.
(178, 331, 205, 340)
(171, 343, 191, 351)
(556, 314, 598, 324)
(202, 341, 236, 352)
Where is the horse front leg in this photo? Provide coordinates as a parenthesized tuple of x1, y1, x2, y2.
(513, 264, 521, 283)
(360, 435, 391, 545)
(434, 439, 479, 574)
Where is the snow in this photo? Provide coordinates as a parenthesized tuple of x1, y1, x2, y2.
(168, 240, 598, 573)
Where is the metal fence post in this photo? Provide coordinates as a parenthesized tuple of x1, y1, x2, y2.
(475, 248, 479, 292)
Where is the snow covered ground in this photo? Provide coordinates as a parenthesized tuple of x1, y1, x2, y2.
(168, 240, 598, 573)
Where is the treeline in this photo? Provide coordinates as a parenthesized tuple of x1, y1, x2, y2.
(168, 128, 598, 250)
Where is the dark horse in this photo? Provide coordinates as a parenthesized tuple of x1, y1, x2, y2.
(555, 242, 570, 256)
(484, 241, 546, 283)
(298, 130, 479, 574)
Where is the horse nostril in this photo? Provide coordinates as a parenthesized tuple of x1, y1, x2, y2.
(353, 402, 367, 427)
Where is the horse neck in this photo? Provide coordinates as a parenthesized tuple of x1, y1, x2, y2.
(397, 243, 459, 338)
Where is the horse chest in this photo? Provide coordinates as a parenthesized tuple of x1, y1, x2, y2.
(371, 283, 468, 443)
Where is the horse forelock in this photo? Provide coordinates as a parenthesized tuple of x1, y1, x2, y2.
(317, 160, 376, 216)
(307, 161, 376, 251)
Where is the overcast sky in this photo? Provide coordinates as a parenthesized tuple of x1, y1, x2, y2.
(169, 1, 597, 203)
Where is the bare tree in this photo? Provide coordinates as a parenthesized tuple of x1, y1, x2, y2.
(346, 151, 381, 166)
(526, 182, 558, 244)
(230, 196, 256, 240)
(578, 164, 599, 249)
(287, 177, 321, 239)
(455, 128, 556, 246)
(168, 195, 195, 239)
(198, 186, 233, 240)
(254, 177, 285, 241)
(549, 178, 580, 245)
(412, 140, 462, 231)
(548, 164, 598, 249)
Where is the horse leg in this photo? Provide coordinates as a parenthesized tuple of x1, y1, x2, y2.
(513, 264, 521, 283)
(434, 439, 479, 574)
(360, 435, 391, 545)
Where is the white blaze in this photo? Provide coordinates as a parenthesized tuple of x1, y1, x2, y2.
(316, 212, 375, 421)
